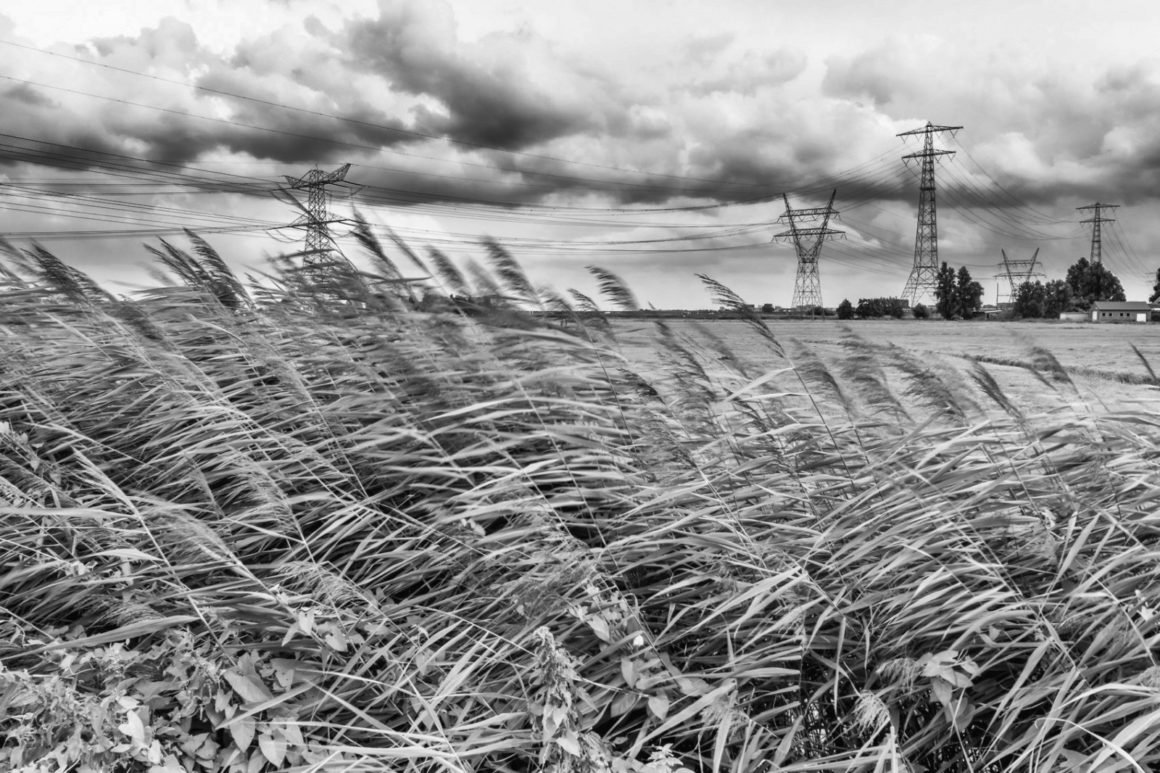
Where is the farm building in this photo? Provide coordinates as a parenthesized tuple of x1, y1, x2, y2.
(1090, 300, 1151, 323)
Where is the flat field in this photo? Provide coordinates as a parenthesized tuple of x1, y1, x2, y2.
(611, 317, 1160, 415)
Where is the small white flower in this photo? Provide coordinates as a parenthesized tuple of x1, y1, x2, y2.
(632, 634, 645, 649)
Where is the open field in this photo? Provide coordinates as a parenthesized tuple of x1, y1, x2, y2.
(6, 241, 1160, 772)
(613, 318, 1160, 415)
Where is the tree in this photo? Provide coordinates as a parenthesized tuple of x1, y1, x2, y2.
(1150, 268, 1160, 304)
(955, 266, 984, 318)
(934, 263, 982, 319)
(836, 298, 854, 319)
(934, 262, 957, 318)
(1065, 257, 1125, 309)
(1043, 279, 1072, 318)
(1013, 281, 1046, 318)
(912, 303, 930, 319)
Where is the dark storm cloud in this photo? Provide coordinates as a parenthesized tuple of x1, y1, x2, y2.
(348, 157, 605, 210)
(3, 82, 56, 107)
(339, 1, 620, 150)
(1, 2, 902, 211)
(24, 0, 1157, 222)
(821, 39, 1160, 210)
(2, 14, 430, 178)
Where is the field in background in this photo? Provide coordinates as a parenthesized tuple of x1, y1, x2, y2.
(614, 318, 1160, 414)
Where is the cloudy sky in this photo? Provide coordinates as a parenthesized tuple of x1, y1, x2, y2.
(2, 0, 1160, 308)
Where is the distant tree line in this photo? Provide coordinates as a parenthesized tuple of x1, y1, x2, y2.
(1011, 257, 1125, 318)
(835, 263, 982, 321)
(858, 298, 906, 318)
(836, 297, 921, 319)
(835, 256, 1132, 322)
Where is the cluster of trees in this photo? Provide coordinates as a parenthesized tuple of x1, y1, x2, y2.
(834, 257, 1131, 322)
(1011, 280, 1073, 318)
(836, 297, 910, 319)
(1012, 257, 1125, 318)
(934, 264, 985, 320)
(836, 263, 982, 322)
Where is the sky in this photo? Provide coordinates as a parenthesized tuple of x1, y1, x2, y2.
(3, 0, 1160, 309)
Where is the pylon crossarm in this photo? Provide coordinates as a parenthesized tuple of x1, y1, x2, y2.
(897, 123, 963, 138)
(902, 149, 956, 162)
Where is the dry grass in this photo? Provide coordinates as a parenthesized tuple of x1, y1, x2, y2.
(2, 231, 1160, 771)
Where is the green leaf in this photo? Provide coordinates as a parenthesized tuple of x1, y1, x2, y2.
(258, 731, 287, 767)
(675, 676, 710, 696)
(648, 694, 669, 720)
(620, 658, 636, 688)
(117, 709, 146, 747)
(611, 691, 637, 717)
(555, 732, 581, 756)
(224, 671, 275, 705)
(588, 615, 611, 643)
(929, 676, 954, 711)
(229, 716, 255, 752)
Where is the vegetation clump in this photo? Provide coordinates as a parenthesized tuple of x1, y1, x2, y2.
(1014, 257, 1127, 318)
(854, 296, 906, 318)
(2, 231, 1160, 771)
(934, 263, 984, 319)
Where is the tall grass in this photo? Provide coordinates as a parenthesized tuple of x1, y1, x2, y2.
(2, 230, 1160, 772)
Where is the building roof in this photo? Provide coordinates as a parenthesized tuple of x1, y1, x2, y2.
(1091, 301, 1151, 311)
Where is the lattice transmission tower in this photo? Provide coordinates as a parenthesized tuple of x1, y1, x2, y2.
(1077, 201, 1118, 264)
(283, 163, 352, 269)
(773, 190, 843, 314)
(995, 248, 1043, 306)
(899, 122, 961, 305)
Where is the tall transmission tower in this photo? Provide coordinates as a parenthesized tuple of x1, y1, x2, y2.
(283, 163, 352, 269)
(1077, 201, 1118, 264)
(773, 190, 843, 314)
(898, 122, 962, 305)
(995, 248, 1043, 306)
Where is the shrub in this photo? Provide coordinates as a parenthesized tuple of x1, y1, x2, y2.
(856, 297, 906, 318)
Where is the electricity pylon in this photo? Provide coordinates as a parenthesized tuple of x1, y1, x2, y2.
(283, 163, 351, 268)
(899, 122, 961, 305)
(996, 248, 1043, 305)
(1077, 202, 1118, 264)
(773, 190, 843, 314)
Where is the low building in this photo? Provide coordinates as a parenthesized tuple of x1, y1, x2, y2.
(1091, 301, 1151, 323)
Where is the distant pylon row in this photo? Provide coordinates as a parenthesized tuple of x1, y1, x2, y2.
(772, 119, 1120, 313)
(771, 121, 961, 312)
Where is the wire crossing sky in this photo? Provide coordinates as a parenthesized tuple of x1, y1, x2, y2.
(2, 0, 1160, 306)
